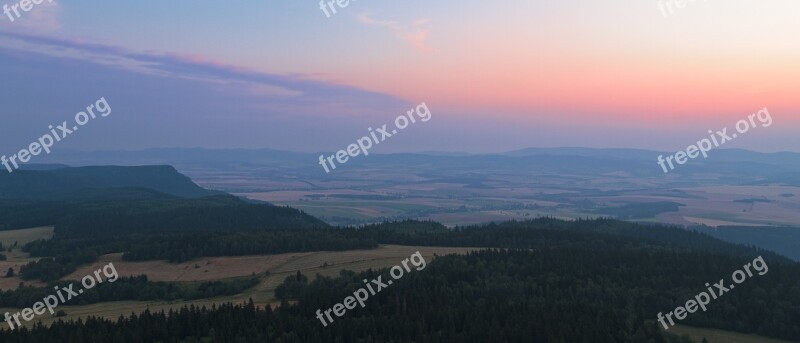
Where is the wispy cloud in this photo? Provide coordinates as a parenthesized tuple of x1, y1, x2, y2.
(0, 30, 414, 150)
(357, 13, 433, 52)
(0, 30, 409, 106)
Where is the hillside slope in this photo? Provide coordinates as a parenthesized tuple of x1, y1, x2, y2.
(0, 165, 222, 200)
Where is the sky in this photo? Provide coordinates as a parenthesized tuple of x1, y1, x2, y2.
(0, 0, 798, 154)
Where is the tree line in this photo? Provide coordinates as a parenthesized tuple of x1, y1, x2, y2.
(7, 249, 791, 342)
(0, 275, 260, 308)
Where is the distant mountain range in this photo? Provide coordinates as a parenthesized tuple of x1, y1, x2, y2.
(31, 146, 800, 165)
(27, 147, 800, 186)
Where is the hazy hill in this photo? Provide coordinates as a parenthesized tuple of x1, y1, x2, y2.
(0, 165, 323, 232)
(0, 165, 223, 200)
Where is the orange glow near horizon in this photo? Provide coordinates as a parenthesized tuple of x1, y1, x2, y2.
(296, 1, 800, 127)
(333, 49, 800, 126)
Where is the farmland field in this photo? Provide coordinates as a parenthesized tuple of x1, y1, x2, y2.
(3, 245, 479, 328)
(184, 165, 800, 228)
(0, 227, 53, 290)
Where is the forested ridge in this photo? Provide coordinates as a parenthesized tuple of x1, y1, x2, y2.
(0, 166, 221, 201)
(358, 218, 793, 263)
(2, 249, 798, 342)
(15, 195, 365, 280)
(17, 215, 793, 283)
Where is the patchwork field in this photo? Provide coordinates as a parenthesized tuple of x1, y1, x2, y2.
(2, 245, 480, 329)
(204, 164, 800, 228)
(0, 226, 54, 247)
(0, 226, 53, 290)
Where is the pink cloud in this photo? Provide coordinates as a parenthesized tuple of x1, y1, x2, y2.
(357, 13, 432, 52)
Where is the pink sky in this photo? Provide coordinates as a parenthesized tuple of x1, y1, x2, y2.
(0, 1, 798, 152)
